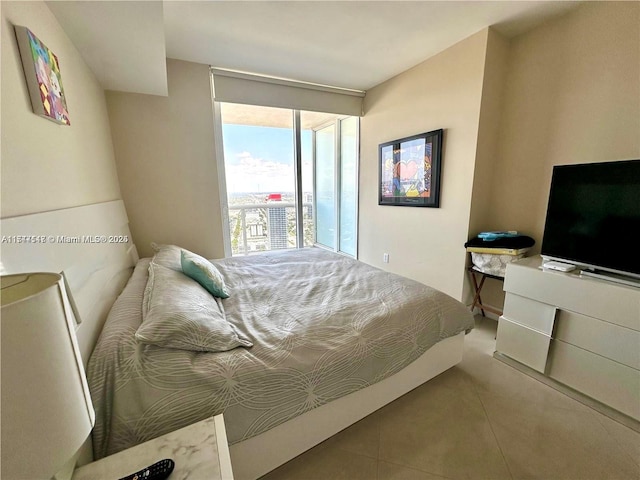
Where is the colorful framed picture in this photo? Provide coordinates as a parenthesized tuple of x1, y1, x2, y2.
(14, 26, 70, 125)
(379, 129, 443, 207)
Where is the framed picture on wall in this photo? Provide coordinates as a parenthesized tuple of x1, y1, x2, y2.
(14, 25, 71, 125)
(378, 129, 443, 207)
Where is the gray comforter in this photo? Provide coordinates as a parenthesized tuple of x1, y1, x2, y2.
(88, 248, 474, 459)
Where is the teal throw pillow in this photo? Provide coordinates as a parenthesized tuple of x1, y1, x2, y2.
(180, 249, 230, 299)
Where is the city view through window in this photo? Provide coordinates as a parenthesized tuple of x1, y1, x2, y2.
(222, 104, 313, 255)
(220, 103, 358, 256)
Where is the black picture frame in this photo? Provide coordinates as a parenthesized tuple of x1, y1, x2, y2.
(378, 129, 443, 207)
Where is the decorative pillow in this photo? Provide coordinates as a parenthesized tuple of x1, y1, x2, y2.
(137, 262, 251, 352)
(180, 249, 229, 299)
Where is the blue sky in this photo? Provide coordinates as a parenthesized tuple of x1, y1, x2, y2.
(223, 124, 313, 194)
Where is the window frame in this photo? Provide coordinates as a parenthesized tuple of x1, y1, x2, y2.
(213, 99, 359, 258)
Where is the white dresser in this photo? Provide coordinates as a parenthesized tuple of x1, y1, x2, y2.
(495, 256, 640, 425)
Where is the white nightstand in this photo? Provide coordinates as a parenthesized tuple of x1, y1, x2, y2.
(73, 415, 233, 480)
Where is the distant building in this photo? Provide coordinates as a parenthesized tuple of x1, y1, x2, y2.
(266, 193, 287, 249)
(304, 192, 313, 219)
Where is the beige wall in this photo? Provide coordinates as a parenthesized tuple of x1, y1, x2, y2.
(1, 1, 121, 218)
(479, 1, 640, 310)
(466, 28, 510, 309)
(359, 29, 491, 301)
(491, 1, 640, 242)
(106, 59, 225, 260)
(359, 1, 639, 308)
(468, 29, 510, 239)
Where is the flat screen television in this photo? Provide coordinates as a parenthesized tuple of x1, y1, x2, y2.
(541, 159, 640, 285)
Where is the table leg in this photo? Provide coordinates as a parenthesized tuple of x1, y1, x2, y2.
(470, 272, 487, 317)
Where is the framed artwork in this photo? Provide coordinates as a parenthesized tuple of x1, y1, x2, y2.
(14, 25, 70, 125)
(379, 129, 443, 207)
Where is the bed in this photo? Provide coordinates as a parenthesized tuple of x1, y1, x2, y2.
(1, 201, 473, 479)
(87, 245, 474, 479)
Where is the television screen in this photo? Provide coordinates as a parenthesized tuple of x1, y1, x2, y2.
(541, 159, 640, 278)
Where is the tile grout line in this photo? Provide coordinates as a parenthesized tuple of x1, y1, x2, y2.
(589, 409, 640, 469)
(473, 382, 515, 480)
(376, 413, 449, 479)
(375, 387, 468, 480)
(472, 316, 640, 475)
(464, 338, 516, 480)
(378, 459, 454, 480)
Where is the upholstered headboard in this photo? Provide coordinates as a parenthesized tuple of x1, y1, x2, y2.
(1, 200, 137, 365)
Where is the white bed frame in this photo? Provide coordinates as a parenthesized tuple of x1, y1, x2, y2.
(229, 331, 464, 480)
(0, 201, 467, 479)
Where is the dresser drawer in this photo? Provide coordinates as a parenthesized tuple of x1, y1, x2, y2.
(503, 293, 557, 335)
(504, 258, 640, 330)
(554, 310, 640, 370)
(496, 317, 551, 373)
(548, 340, 640, 421)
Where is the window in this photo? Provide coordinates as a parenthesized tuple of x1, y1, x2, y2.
(216, 103, 359, 257)
(339, 117, 359, 257)
(314, 122, 336, 249)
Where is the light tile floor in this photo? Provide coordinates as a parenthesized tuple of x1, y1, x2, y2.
(262, 316, 640, 480)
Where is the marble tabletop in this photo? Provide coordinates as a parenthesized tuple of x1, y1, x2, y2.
(73, 415, 233, 480)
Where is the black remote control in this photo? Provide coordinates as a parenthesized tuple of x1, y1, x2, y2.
(118, 458, 175, 480)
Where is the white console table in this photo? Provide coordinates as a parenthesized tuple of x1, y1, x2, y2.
(495, 256, 640, 428)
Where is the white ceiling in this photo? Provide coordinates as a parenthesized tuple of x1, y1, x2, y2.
(47, 1, 168, 96)
(46, 1, 581, 96)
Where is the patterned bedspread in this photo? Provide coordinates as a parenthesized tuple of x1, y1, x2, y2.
(88, 248, 474, 459)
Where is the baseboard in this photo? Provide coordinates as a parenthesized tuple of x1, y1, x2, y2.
(468, 304, 501, 321)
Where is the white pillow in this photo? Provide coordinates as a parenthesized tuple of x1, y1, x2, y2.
(137, 262, 251, 352)
(150, 242, 182, 271)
